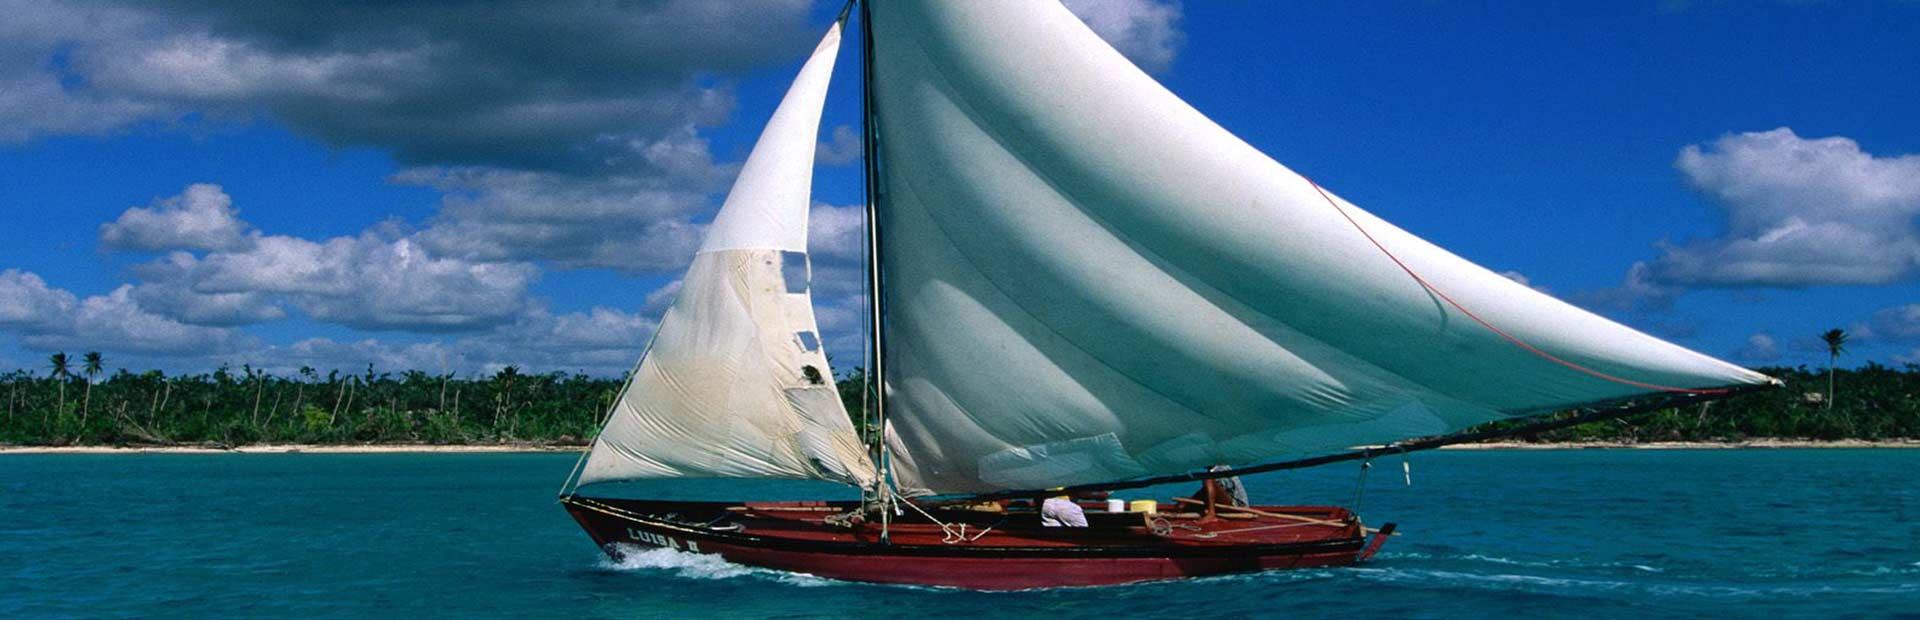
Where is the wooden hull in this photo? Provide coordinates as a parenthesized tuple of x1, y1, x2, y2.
(562, 495, 1389, 589)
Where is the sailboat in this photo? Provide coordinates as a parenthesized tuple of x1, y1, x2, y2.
(558, 1, 1777, 589)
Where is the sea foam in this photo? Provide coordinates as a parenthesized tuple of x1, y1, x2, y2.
(598, 544, 841, 587)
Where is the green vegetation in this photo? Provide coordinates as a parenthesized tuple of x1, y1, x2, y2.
(0, 352, 1915, 447)
(0, 355, 621, 447)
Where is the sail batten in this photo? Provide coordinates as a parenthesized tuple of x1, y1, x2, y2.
(868, 1, 1772, 496)
(578, 22, 875, 488)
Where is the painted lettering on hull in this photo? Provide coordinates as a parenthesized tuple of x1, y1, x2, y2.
(624, 527, 699, 552)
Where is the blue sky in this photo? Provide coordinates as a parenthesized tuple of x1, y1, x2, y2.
(0, 0, 1916, 377)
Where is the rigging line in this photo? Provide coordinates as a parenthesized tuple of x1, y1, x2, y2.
(1294, 172, 1730, 395)
(961, 384, 1766, 500)
(556, 288, 679, 499)
(1351, 452, 1372, 517)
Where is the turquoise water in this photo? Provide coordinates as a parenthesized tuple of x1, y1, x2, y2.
(3, 450, 1916, 619)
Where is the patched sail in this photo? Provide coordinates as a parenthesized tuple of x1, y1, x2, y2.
(866, 1, 1772, 495)
(578, 22, 875, 488)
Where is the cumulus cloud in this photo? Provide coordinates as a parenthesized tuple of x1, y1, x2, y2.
(808, 203, 866, 261)
(815, 124, 862, 167)
(99, 183, 255, 252)
(1, 266, 653, 374)
(130, 277, 286, 327)
(5, 0, 816, 170)
(0, 270, 252, 356)
(641, 280, 684, 315)
(93, 183, 543, 332)
(227, 306, 656, 376)
(1576, 262, 1684, 312)
(1644, 128, 1920, 288)
(1732, 333, 1781, 363)
(0, 270, 79, 327)
(0, 0, 161, 142)
(1063, 0, 1186, 74)
(142, 232, 541, 332)
(403, 166, 712, 274)
(31, 286, 256, 354)
(1867, 304, 1920, 342)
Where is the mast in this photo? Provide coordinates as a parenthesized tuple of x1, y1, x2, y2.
(858, 0, 894, 542)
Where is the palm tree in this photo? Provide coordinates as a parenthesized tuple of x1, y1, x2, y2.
(47, 352, 71, 424)
(493, 366, 521, 434)
(1821, 328, 1848, 411)
(76, 352, 103, 442)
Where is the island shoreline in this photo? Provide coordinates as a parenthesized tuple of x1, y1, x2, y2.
(4, 439, 1917, 454)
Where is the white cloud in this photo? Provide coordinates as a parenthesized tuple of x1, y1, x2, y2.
(236, 338, 459, 377)
(1644, 128, 1920, 288)
(0, 269, 79, 327)
(226, 306, 656, 376)
(6, 1, 811, 290)
(808, 203, 865, 262)
(1498, 270, 1553, 294)
(130, 281, 286, 327)
(93, 183, 543, 332)
(99, 183, 256, 252)
(1063, 0, 1186, 74)
(0, 270, 252, 357)
(641, 280, 684, 315)
(28, 286, 255, 354)
(0, 0, 162, 143)
(1867, 304, 1920, 342)
(815, 124, 861, 166)
(149, 232, 540, 332)
(404, 166, 712, 274)
(1732, 333, 1781, 363)
(0, 267, 654, 374)
(1577, 262, 1684, 312)
(2, 0, 816, 170)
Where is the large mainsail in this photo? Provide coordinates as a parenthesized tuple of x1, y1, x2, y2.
(866, 1, 1773, 495)
(577, 21, 874, 488)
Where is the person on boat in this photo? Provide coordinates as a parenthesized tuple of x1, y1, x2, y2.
(1039, 494, 1087, 527)
(1192, 465, 1250, 508)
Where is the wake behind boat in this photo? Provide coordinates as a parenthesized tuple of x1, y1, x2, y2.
(557, 0, 1775, 589)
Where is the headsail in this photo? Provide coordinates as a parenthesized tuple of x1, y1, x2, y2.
(866, 1, 1773, 495)
(577, 21, 875, 488)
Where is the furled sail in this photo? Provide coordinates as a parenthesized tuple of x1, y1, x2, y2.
(577, 21, 875, 488)
(866, 1, 1774, 495)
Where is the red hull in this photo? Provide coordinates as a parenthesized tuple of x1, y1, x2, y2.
(563, 495, 1388, 589)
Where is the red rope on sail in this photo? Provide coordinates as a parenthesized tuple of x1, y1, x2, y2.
(1297, 173, 1729, 395)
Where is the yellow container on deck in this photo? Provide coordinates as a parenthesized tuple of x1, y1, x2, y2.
(1128, 500, 1158, 514)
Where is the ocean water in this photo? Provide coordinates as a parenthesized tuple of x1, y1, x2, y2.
(2, 450, 1915, 619)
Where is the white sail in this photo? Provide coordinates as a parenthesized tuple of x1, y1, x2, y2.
(578, 22, 875, 488)
(867, 1, 1774, 495)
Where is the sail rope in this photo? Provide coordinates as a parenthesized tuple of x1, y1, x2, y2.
(1296, 173, 1731, 395)
(1351, 452, 1372, 517)
(888, 489, 996, 544)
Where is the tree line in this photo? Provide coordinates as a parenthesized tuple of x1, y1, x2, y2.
(1, 358, 615, 446)
(0, 354, 1915, 447)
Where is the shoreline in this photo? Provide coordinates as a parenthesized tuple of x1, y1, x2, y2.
(1440, 438, 1920, 450)
(3, 439, 1918, 454)
(0, 443, 585, 454)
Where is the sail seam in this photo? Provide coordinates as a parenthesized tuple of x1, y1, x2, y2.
(891, 38, 1491, 428)
(1297, 174, 1729, 396)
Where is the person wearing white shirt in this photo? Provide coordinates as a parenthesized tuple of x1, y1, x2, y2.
(1039, 496, 1087, 527)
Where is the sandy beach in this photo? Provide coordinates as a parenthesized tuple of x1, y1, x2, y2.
(5, 439, 1917, 454)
